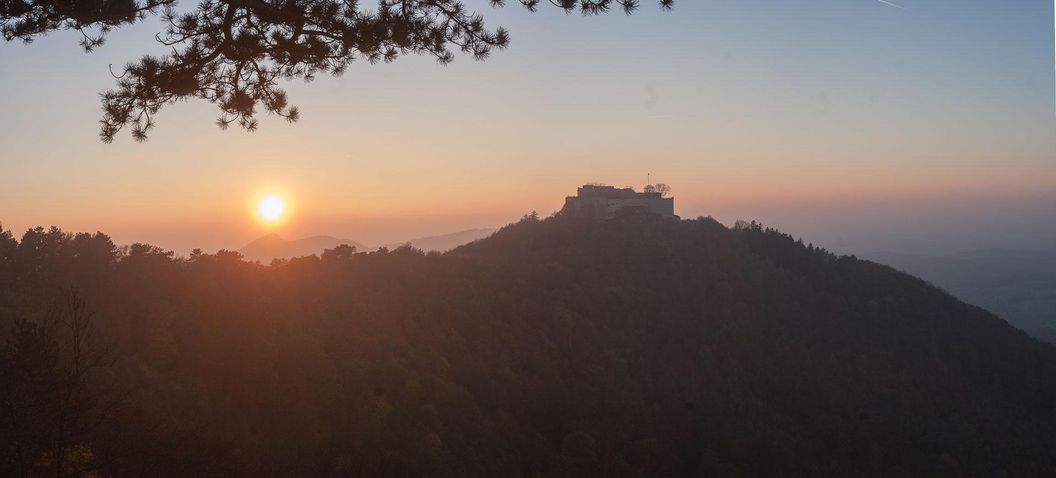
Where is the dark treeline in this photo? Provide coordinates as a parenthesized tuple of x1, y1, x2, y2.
(2, 214, 1055, 477)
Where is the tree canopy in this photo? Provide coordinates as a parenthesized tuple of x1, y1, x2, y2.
(643, 183, 670, 196)
(1, 0, 673, 142)
(3, 216, 1056, 476)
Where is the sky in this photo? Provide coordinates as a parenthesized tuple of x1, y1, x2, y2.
(1, 0, 1054, 254)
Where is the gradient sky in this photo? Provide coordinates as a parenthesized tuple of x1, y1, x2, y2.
(1, 0, 1054, 253)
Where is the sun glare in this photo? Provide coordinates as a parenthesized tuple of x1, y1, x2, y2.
(258, 195, 286, 223)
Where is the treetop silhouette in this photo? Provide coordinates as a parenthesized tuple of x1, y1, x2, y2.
(1, 0, 673, 142)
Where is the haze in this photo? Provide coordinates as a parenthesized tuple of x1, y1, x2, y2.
(1, 0, 1053, 254)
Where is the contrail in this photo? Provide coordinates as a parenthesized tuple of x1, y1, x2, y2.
(876, 0, 905, 9)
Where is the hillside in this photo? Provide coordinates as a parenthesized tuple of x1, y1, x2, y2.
(2, 217, 1056, 476)
(867, 249, 1056, 343)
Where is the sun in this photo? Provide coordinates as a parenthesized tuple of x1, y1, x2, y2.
(257, 195, 286, 223)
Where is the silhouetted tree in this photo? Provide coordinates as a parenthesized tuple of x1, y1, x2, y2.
(0, 224, 17, 274)
(643, 183, 670, 196)
(1, 0, 673, 142)
(0, 290, 113, 477)
(321, 243, 356, 265)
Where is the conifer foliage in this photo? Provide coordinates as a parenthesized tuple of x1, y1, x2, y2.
(0, 0, 673, 141)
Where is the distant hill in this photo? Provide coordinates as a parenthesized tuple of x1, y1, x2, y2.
(239, 229, 496, 261)
(867, 248, 1056, 343)
(3, 216, 1056, 475)
(238, 233, 368, 262)
(382, 228, 496, 252)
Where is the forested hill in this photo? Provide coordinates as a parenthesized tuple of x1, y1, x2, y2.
(2, 215, 1056, 477)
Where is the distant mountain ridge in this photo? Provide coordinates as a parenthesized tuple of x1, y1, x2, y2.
(238, 228, 496, 262)
(381, 228, 495, 252)
(238, 233, 369, 262)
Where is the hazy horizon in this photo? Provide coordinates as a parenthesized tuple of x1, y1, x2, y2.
(2, 0, 1054, 255)
(3, 187, 1054, 258)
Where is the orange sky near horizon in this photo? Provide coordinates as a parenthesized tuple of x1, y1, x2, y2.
(3, 168, 1053, 254)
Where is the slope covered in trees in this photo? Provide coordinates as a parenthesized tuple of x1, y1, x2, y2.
(1, 214, 1055, 476)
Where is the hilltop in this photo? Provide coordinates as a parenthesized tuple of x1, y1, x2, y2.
(2, 216, 1055, 476)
